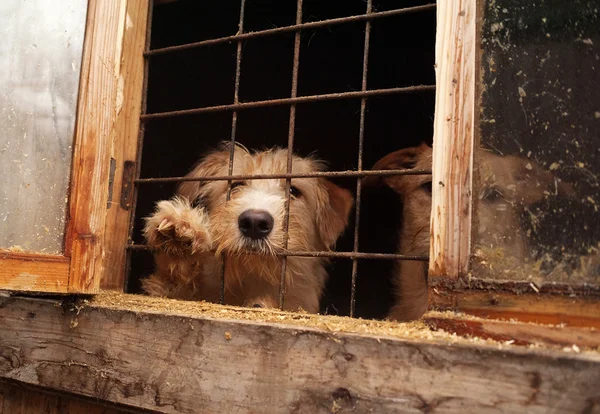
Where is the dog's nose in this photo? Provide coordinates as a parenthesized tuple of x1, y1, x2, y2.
(238, 210, 274, 239)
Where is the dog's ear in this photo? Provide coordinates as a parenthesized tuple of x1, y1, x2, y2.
(317, 180, 354, 248)
(363, 145, 427, 194)
(178, 149, 229, 202)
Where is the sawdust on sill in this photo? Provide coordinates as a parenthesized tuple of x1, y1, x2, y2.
(91, 291, 491, 346)
(88, 292, 600, 354)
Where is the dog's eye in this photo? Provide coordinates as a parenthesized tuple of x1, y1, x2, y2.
(290, 186, 302, 198)
(420, 181, 432, 194)
(230, 181, 246, 190)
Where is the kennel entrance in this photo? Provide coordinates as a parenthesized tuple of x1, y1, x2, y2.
(125, 0, 437, 319)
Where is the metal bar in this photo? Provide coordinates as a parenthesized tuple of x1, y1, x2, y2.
(134, 169, 432, 184)
(144, 4, 437, 56)
(140, 85, 435, 120)
(219, 0, 246, 305)
(350, 0, 372, 318)
(124, 0, 154, 292)
(279, 0, 303, 310)
(126, 244, 429, 261)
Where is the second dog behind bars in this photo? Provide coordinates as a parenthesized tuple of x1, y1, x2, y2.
(142, 143, 353, 313)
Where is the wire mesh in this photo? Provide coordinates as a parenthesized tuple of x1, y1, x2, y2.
(128, 0, 436, 315)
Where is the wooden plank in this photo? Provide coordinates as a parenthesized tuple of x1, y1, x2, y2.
(101, 0, 150, 290)
(0, 380, 132, 414)
(1, 295, 599, 413)
(65, 0, 129, 293)
(429, 0, 477, 278)
(431, 289, 600, 328)
(0, 252, 69, 293)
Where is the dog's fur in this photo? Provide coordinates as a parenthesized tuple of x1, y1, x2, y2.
(142, 143, 354, 313)
(365, 143, 574, 321)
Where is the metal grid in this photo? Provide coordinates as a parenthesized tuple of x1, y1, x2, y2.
(127, 0, 435, 317)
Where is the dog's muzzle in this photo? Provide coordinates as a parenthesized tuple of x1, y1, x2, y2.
(238, 209, 274, 240)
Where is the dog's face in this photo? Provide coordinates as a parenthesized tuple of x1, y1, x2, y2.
(178, 144, 354, 256)
(364, 143, 433, 222)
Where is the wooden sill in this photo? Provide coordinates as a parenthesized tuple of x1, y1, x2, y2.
(1, 292, 599, 413)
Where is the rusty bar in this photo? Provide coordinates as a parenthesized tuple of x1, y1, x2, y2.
(350, 0, 372, 318)
(140, 85, 435, 120)
(124, 0, 154, 292)
(126, 244, 429, 261)
(135, 168, 432, 184)
(219, 0, 246, 305)
(279, 0, 303, 310)
(145, 4, 437, 56)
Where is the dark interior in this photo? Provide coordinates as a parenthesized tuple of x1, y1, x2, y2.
(127, 0, 436, 319)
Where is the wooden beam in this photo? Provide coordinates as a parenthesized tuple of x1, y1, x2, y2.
(430, 0, 477, 278)
(1, 295, 599, 413)
(65, 0, 129, 293)
(0, 252, 69, 293)
(101, 0, 150, 291)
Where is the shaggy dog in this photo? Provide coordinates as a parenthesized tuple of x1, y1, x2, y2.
(365, 143, 574, 321)
(142, 143, 353, 313)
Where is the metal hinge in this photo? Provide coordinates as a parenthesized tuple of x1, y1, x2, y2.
(106, 158, 117, 209)
(120, 160, 136, 210)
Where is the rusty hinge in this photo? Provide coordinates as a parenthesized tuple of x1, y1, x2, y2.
(106, 158, 117, 209)
(120, 161, 136, 210)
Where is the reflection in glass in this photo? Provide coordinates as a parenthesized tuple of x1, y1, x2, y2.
(473, 0, 599, 285)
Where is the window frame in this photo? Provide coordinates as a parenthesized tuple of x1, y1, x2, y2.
(0, 0, 150, 294)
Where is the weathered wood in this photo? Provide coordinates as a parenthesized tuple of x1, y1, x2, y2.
(429, 0, 476, 278)
(431, 288, 600, 328)
(65, 0, 129, 293)
(0, 380, 132, 414)
(101, 0, 150, 290)
(0, 252, 69, 293)
(1, 295, 599, 414)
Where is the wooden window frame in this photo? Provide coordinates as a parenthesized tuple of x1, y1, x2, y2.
(0, 0, 149, 294)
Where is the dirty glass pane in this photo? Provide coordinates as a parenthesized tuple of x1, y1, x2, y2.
(0, 0, 88, 254)
(472, 0, 600, 286)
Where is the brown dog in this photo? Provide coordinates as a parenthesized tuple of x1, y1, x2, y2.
(365, 143, 574, 321)
(142, 143, 354, 313)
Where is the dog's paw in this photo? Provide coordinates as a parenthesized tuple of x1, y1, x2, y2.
(144, 197, 212, 255)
